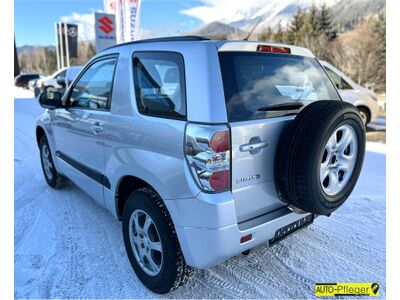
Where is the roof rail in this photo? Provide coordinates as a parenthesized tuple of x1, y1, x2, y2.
(102, 35, 210, 52)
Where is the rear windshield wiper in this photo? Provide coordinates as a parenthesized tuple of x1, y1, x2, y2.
(257, 102, 304, 112)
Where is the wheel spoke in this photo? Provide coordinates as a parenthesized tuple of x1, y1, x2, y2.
(148, 241, 162, 252)
(131, 234, 141, 245)
(146, 252, 159, 273)
(133, 214, 141, 233)
(328, 170, 339, 190)
(138, 247, 145, 261)
(320, 163, 329, 183)
(337, 128, 352, 151)
(337, 155, 353, 171)
(143, 214, 152, 233)
(327, 134, 336, 151)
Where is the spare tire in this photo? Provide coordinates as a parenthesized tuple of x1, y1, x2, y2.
(275, 100, 366, 215)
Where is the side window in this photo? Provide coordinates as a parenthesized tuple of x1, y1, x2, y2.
(69, 57, 117, 110)
(132, 52, 186, 120)
(341, 78, 353, 90)
(324, 67, 341, 89)
(55, 70, 67, 79)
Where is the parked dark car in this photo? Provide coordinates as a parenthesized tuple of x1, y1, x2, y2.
(14, 74, 42, 88)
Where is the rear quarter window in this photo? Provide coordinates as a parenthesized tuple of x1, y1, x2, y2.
(132, 51, 186, 120)
(219, 52, 341, 122)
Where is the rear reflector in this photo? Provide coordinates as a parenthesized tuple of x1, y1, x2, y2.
(240, 234, 252, 244)
(257, 45, 291, 54)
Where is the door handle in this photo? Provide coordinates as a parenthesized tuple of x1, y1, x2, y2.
(91, 122, 103, 134)
(240, 141, 268, 152)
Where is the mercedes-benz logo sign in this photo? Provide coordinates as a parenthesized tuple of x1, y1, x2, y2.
(68, 27, 77, 38)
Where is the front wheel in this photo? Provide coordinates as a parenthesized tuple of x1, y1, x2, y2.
(39, 135, 64, 189)
(122, 187, 193, 294)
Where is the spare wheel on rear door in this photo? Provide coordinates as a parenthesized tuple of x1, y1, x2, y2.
(275, 100, 366, 216)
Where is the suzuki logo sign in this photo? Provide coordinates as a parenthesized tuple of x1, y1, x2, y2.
(99, 16, 113, 34)
(95, 12, 116, 52)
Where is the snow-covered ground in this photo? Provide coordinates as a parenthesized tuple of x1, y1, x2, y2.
(14, 95, 386, 299)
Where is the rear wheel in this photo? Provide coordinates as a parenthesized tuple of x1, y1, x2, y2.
(122, 187, 193, 294)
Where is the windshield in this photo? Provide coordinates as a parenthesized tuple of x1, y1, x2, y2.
(219, 52, 341, 122)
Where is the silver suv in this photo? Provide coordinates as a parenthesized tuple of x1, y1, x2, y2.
(36, 36, 366, 294)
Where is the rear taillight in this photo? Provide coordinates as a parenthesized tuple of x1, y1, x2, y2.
(257, 45, 291, 54)
(185, 124, 231, 192)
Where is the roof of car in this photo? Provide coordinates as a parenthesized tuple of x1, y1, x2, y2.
(101, 35, 314, 58)
(103, 36, 210, 51)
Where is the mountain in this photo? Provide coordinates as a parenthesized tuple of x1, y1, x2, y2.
(331, 0, 386, 32)
(193, 21, 248, 39)
(191, 0, 385, 38)
(228, 0, 341, 33)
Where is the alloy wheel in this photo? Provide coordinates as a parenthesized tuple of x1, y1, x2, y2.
(320, 125, 358, 197)
(129, 209, 163, 276)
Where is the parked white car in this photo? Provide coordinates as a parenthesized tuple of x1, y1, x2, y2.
(320, 60, 379, 126)
(37, 66, 82, 93)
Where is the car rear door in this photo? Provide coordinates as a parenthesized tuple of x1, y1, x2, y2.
(53, 55, 118, 206)
(219, 50, 341, 223)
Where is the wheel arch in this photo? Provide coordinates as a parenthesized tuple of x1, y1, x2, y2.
(356, 105, 371, 123)
(115, 175, 162, 220)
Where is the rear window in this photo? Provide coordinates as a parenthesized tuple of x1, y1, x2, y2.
(219, 52, 340, 122)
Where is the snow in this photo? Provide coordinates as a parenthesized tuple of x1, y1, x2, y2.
(14, 97, 386, 298)
(14, 87, 35, 99)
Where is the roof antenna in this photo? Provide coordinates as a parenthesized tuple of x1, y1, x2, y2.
(243, 16, 262, 40)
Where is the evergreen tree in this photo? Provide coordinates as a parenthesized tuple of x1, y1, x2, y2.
(374, 13, 386, 65)
(273, 22, 286, 43)
(288, 8, 305, 44)
(258, 27, 273, 42)
(318, 3, 336, 40)
(302, 4, 322, 36)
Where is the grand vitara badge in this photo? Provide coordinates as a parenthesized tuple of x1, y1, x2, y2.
(236, 174, 261, 184)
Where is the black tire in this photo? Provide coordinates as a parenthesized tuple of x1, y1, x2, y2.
(39, 135, 64, 189)
(122, 187, 193, 294)
(275, 101, 366, 215)
(357, 106, 370, 126)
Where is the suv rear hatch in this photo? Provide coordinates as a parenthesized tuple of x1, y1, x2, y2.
(218, 45, 340, 223)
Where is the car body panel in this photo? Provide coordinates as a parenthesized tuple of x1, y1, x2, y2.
(230, 116, 295, 222)
(320, 60, 379, 123)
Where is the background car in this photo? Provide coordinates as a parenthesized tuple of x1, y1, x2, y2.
(28, 75, 46, 91)
(37, 66, 82, 93)
(14, 73, 42, 89)
(320, 60, 379, 126)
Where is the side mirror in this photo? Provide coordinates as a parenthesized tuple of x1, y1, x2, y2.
(38, 91, 63, 109)
(56, 77, 66, 88)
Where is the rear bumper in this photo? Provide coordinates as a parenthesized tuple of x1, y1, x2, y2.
(165, 192, 311, 269)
